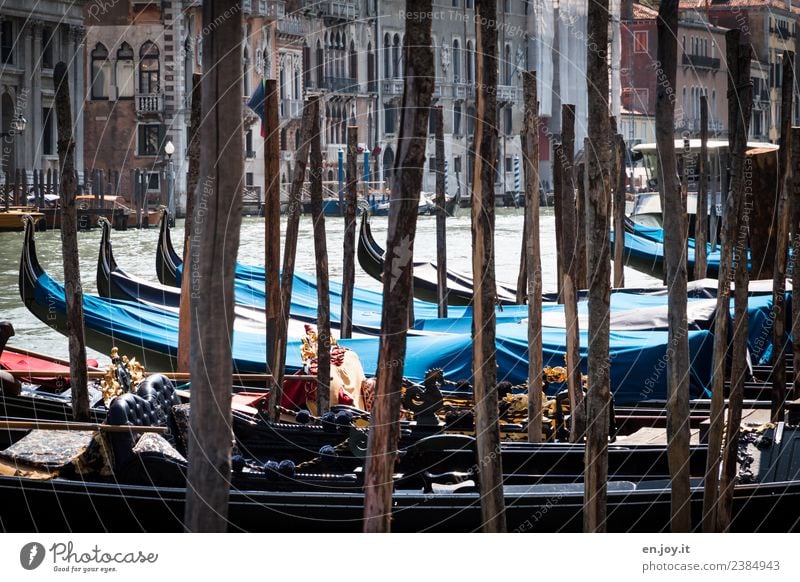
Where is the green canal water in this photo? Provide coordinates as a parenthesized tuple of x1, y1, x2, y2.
(0, 208, 658, 365)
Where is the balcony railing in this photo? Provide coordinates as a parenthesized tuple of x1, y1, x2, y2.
(382, 78, 404, 95)
(280, 99, 303, 119)
(319, 1, 358, 20)
(677, 117, 724, 132)
(770, 25, 794, 40)
(497, 85, 519, 102)
(277, 15, 308, 36)
(323, 76, 359, 93)
(681, 53, 721, 70)
(136, 93, 163, 115)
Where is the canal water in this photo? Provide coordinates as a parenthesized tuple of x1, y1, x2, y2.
(0, 208, 659, 365)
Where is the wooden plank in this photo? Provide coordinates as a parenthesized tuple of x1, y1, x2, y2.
(522, 72, 543, 444)
(184, 0, 242, 532)
(53, 62, 89, 423)
(177, 73, 202, 373)
(434, 106, 448, 317)
(362, 0, 435, 532)
(770, 51, 794, 422)
(268, 98, 318, 422)
(309, 95, 330, 415)
(583, 0, 612, 534)
(718, 38, 754, 533)
(340, 125, 358, 339)
(657, 0, 691, 532)
(695, 96, 709, 280)
(264, 80, 281, 382)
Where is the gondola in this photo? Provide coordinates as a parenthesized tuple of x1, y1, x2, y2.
(357, 210, 521, 305)
(2, 386, 799, 532)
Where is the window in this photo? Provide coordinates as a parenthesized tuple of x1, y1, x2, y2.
(453, 38, 461, 82)
(90, 44, 111, 99)
(467, 105, 476, 136)
(138, 124, 164, 156)
(303, 42, 311, 87)
(393, 34, 402, 78)
(454, 156, 462, 173)
(504, 106, 512, 134)
(42, 107, 55, 155)
(243, 46, 250, 97)
(383, 34, 391, 79)
(147, 173, 160, 191)
(505, 156, 512, 172)
(246, 172, 254, 186)
(466, 41, 474, 83)
(316, 40, 324, 87)
(504, 44, 512, 84)
(429, 156, 436, 172)
(634, 31, 648, 53)
(367, 42, 375, 91)
(245, 130, 254, 158)
(384, 103, 396, 134)
(139, 41, 160, 94)
(350, 40, 357, 82)
(41, 27, 54, 69)
(116, 43, 134, 98)
(1, 21, 14, 64)
(453, 103, 462, 135)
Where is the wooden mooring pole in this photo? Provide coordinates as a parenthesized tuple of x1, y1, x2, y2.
(54, 62, 89, 422)
(583, 0, 611, 533)
(612, 125, 626, 288)
(770, 51, 794, 423)
(363, 0, 434, 532)
(434, 106, 448, 317)
(309, 98, 331, 415)
(470, 0, 506, 532)
(657, 0, 691, 533)
(695, 96, 709, 280)
(184, 0, 242, 532)
(177, 73, 201, 373)
(264, 80, 281, 379)
(719, 34, 754, 533)
(340, 125, 358, 339)
(793, 127, 800, 402)
(267, 97, 317, 422)
(523, 72, 542, 444)
(561, 104, 584, 442)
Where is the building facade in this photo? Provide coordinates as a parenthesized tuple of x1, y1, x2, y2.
(1, 0, 86, 181)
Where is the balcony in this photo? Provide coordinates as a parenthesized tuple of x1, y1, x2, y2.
(681, 53, 721, 70)
(323, 76, 359, 93)
(496, 85, 519, 103)
(770, 25, 794, 41)
(277, 15, 308, 36)
(382, 78, 404, 95)
(136, 93, 163, 115)
(319, 1, 358, 20)
(280, 99, 303, 119)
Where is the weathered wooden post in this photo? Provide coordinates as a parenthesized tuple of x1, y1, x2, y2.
(309, 97, 331, 415)
(341, 125, 359, 339)
(264, 80, 281, 380)
(576, 159, 588, 290)
(613, 128, 626, 288)
(552, 138, 564, 303)
(657, 0, 692, 533)
(703, 28, 741, 532)
(177, 73, 202, 373)
(363, 0, 435, 532)
(184, 0, 243, 532)
(695, 96, 709, 280)
(434, 106, 448, 317)
(770, 51, 794, 423)
(32, 169, 39, 208)
(718, 36, 754, 533)
(523, 72, 542, 444)
(793, 127, 800, 402)
(53, 62, 89, 422)
(470, 0, 506, 532)
(561, 105, 584, 442)
(268, 97, 318, 422)
(583, 0, 612, 534)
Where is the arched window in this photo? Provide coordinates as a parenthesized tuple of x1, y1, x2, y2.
(116, 42, 134, 99)
(139, 41, 160, 95)
(316, 40, 324, 87)
(90, 43, 111, 99)
(303, 42, 311, 88)
(504, 44, 512, 84)
(383, 34, 391, 79)
(350, 40, 357, 82)
(392, 34, 401, 78)
(243, 46, 251, 97)
(466, 41, 474, 83)
(367, 41, 375, 91)
(453, 38, 461, 83)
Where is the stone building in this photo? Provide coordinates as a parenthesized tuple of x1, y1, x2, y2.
(0, 0, 86, 181)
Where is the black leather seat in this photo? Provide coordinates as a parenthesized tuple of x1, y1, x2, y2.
(106, 374, 186, 485)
